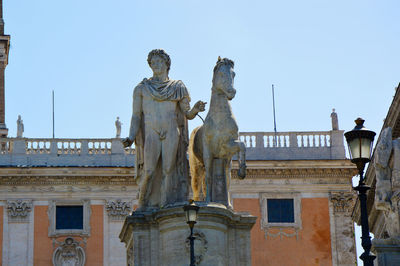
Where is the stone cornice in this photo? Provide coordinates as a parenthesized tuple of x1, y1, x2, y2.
(0, 167, 136, 186)
(0, 176, 136, 186)
(231, 159, 357, 180)
(0, 167, 134, 176)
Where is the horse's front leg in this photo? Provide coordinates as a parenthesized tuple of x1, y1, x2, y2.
(202, 146, 213, 203)
(224, 140, 246, 179)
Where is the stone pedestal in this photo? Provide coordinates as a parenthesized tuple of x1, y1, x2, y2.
(372, 239, 400, 266)
(119, 204, 256, 266)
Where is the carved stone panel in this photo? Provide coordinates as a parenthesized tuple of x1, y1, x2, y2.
(7, 199, 32, 222)
(330, 192, 355, 214)
(52, 237, 85, 266)
(106, 199, 132, 221)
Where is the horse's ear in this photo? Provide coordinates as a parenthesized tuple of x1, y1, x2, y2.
(218, 56, 221, 61)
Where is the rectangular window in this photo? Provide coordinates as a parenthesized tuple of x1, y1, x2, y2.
(267, 199, 294, 223)
(56, 206, 83, 230)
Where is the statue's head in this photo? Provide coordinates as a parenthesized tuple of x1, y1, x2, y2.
(212, 56, 236, 100)
(147, 49, 171, 74)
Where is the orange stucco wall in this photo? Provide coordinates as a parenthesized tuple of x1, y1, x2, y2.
(34, 205, 53, 265)
(34, 204, 104, 265)
(86, 205, 104, 265)
(0, 206, 3, 264)
(234, 198, 332, 266)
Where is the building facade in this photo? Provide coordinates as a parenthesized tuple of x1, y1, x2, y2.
(0, 1, 359, 264)
(0, 128, 357, 266)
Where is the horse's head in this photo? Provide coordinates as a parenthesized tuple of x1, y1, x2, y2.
(212, 57, 236, 100)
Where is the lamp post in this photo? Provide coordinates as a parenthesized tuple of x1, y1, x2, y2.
(183, 200, 200, 266)
(344, 118, 376, 266)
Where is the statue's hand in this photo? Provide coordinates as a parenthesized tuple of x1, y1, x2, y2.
(122, 137, 134, 148)
(193, 101, 207, 113)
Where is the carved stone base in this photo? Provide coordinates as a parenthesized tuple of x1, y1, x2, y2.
(372, 238, 400, 266)
(119, 203, 256, 266)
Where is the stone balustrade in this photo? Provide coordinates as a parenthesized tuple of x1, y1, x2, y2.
(239, 131, 332, 148)
(0, 138, 134, 167)
(0, 130, 346, 167)
(238, 130, 345, 160)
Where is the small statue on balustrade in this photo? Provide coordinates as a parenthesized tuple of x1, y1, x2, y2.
(115, 117, 122, 138)
(16, 115, 24, 138)
(374, 127, 400, 243)
(330, 108, 339, 130)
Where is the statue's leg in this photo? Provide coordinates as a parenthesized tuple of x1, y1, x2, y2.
(160, 129, 179, 207)
(138, 132, 161, 210)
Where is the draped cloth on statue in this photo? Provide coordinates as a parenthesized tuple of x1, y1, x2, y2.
(134, 78, 190, 207)
(142, 78, 191, 102)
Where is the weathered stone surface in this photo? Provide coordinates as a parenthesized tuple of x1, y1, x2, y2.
(119, 204, 256, 266)
(189, 57, 246, 207)
(122, 49, 206, 210)
(372, 239, 400, 266)
(330, 192, 357, 266)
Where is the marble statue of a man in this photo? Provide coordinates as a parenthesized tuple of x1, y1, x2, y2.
(16, 115, 24, 138)
(122, 49, 206, 211)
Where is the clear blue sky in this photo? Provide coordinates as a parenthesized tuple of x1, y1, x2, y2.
(4, 0, 399, 138)
(4, 1, 400, 264)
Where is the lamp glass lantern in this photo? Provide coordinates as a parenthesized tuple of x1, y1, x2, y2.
(344, 118, 376, 170)
(183, 201, 200, 226)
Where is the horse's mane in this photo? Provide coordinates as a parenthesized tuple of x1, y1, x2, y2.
(213, 57, 234, 75)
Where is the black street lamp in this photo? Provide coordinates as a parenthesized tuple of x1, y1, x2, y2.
(183, 200, 200, 266)
(344, 118, 376, 266)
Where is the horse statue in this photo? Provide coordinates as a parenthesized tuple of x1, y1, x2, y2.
(189, 57, 246, 206)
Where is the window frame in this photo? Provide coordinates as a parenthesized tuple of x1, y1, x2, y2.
(267, 198, 295, 223)
(48, 199, 91, 237)
(260, 193, 302, 230)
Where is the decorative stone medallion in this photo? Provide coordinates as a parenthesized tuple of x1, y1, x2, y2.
(52, 237, 85, 266)
(185, 231, 208, 265)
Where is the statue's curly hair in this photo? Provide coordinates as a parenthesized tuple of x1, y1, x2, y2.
(147, 49, 171, 72)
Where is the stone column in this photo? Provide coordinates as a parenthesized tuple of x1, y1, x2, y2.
(120, 204, 256, 266)
(3, 200, 33, 266)
(329, 192, 357, 266)
(105, 199, 132, 266)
